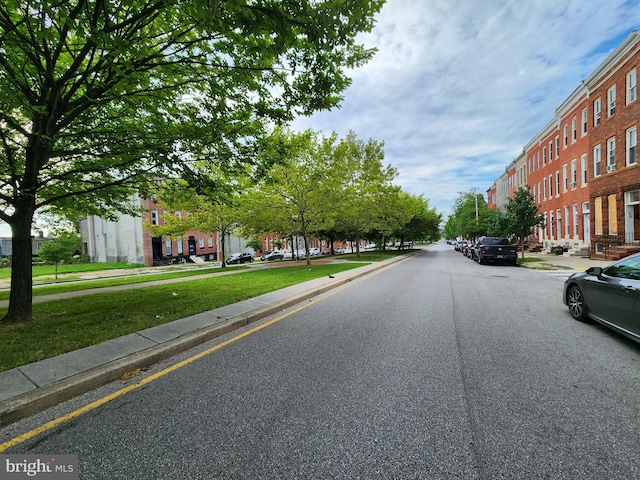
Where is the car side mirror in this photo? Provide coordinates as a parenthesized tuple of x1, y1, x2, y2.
(586, 266, 603, 277)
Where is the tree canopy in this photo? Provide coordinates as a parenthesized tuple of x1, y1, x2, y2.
(0, 0, 385, 323)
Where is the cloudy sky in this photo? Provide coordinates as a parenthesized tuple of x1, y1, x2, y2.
(292, 0, 640, 218)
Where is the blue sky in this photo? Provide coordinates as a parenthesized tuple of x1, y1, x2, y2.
(292, 0, 640, 218)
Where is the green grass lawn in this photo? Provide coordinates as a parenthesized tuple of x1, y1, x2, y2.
(0, 262, 366, 372)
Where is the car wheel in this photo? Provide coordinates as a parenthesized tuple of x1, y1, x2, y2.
(478, 257, 484, 265)
(567, 285, 587, 322)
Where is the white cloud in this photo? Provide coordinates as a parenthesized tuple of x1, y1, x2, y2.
(292, 0, 640, 217)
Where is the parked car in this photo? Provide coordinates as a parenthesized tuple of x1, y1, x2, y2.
(309, 247, 320, 256)
(475, 237, 517, 265)
(563, 253, 640, 344)
(226, 252, 254, 264)
(335, 247, 346, 254)
(454, 240, 467, 252)
(321, 247, 332, 255)
(363, 243, 377, 251)
(261, 250, 284, 261)
(464, 243, 476, 259)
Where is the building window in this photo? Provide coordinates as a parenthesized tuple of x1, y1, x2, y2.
(549, 175, 553, 198)
(563, 164, 568, 191)
(555, 171, 560, 197)
(564, 206, 570, 238)
(573, 204, 579, 237)
(543, 146, 547, 164)
(594, 197, 603, 236)
(607, 137, 616, 171)
(538, 182, 541, 203)
(165, 237, 172, 256)
(570, 159, 577, 189)
(607, 85, 616, 116)
(594, 98, 601, 126)
(608, 195, 617, 235)
(177, 236, 183, 255)
(207, 236, 213, 248)
(571, 117, 577, 142)
(581, 154, 587, 186)
(627, 126, 637, 166)
(151, 210, 159, 225)
(175, 211, 182, 219)
(594, 145, 601, 177)
(555, 136, 560, 158)
(581, 108, 588, 136)
(199, 237, 204, 249)
(627, 68, 637, 104)
(563, 124, 568, 147)
(543, 177, 547, 200)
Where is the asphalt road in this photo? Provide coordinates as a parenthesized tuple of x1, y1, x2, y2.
(2, 244, 640, 479)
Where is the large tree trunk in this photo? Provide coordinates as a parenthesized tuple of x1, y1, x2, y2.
(2, 209, 35, 324)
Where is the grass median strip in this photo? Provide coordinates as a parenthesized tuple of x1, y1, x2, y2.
(0, 266, 246, 301)
(0, 263, 364, 372)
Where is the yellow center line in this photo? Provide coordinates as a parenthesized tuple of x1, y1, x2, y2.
(0, 255, 409, 452)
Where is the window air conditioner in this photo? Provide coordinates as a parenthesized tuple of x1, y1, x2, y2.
(570, 182, 576, 189)
(606, 164, 616, 172)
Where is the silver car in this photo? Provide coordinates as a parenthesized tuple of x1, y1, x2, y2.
(563, 252, 640, 343)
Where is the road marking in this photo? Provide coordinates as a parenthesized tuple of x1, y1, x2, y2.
(1, 255, 409, 452)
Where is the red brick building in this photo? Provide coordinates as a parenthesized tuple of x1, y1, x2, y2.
(498, 30, 639, 258)
(586, 33, 639, 258)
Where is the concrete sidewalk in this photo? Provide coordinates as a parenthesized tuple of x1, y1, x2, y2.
(0, 250, 615, 426)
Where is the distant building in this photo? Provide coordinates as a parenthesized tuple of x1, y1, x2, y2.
(79, 195, 221, 266)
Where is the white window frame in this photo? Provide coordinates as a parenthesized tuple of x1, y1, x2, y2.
(571, 159, 577, 189)
(151, 210, 159, 225)
(549, 174, 553, 198)
(573, 204, 579, 237)
(627, 68, 637, 104)
(199, 237, 204, 249)
(607, 85, 616, 117)
(555, 171, 560, 197)
(165, 237, 172, 256)
(581, 108, 588, 136)
(594, 98, 601, 126)
(627, 126, 637, 166)
(563, 164, 568, 192)
(543, 178, 547, 200)
(571, 117, 577, 142)
(594, 145, 602, 177)
(563, 124, 568, 147)
(176, 236, 183, 255)
(207, 236, 213, 248)
(607, 137, 616, 170)
(581, 154, 587, 186)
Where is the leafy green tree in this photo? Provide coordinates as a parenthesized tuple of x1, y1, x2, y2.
(395, 195, 442, 243)
(485, 208, 511, 237)
(334, 132, 404, 256)
(0, 0, 384, 323)
(505, 186, 545, 258)
(36, 234, 81, 279)
(240, 130, 342, 266)
(448, 190, 489, 240)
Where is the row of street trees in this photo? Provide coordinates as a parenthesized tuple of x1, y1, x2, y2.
(0, 0, 387, 323)
(444, 187, 545, 258)
(150, 129, 442, 267)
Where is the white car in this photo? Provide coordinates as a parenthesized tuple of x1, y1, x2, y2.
(309, 247, 320, 256)
(363, 243, 377, 251)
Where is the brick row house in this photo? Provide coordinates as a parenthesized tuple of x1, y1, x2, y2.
(489, 30, 639, 259)
(79, 195, 222, 266)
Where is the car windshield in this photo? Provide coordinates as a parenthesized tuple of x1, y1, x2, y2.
(482, 237, 510, 245)
(604, 256, 640, 279)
